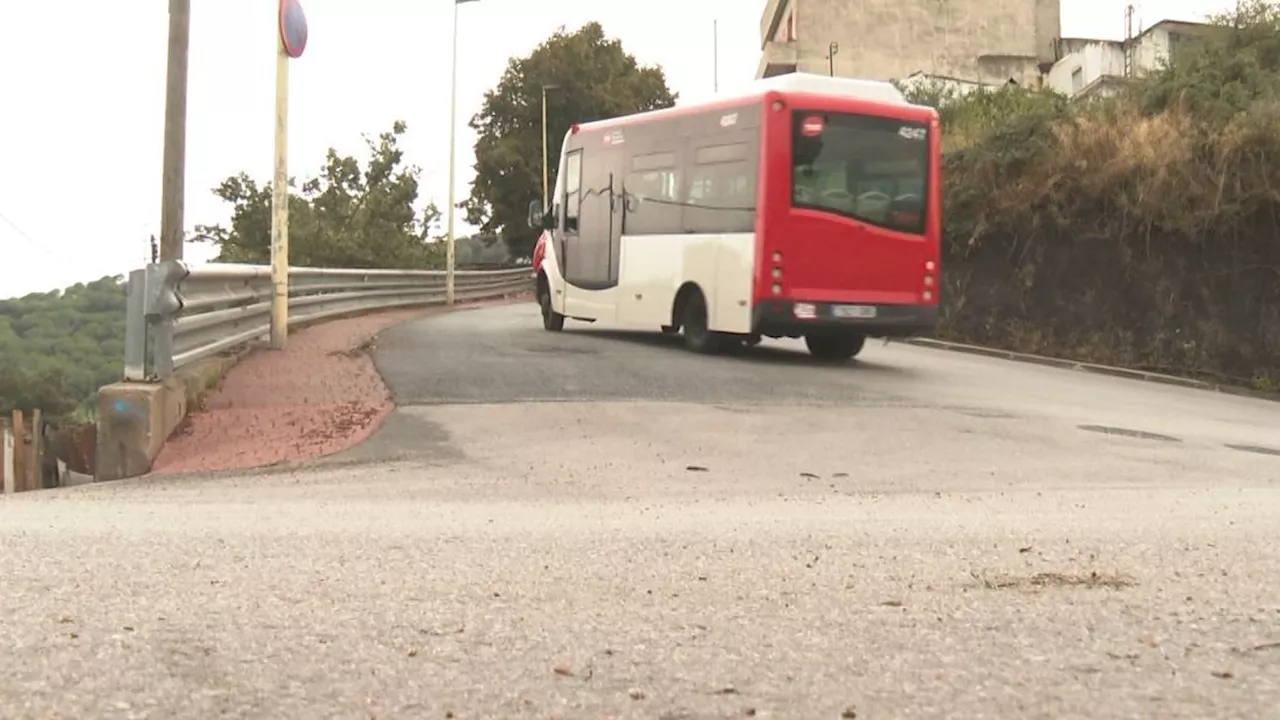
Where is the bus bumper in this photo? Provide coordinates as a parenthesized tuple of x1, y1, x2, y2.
(751, 300, 938, 339)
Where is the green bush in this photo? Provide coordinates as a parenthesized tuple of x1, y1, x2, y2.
(902, 1, 1280, 390)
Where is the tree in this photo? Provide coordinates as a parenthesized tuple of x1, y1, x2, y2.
(464, 22, 677, 259)
(195, 121, 446, 270)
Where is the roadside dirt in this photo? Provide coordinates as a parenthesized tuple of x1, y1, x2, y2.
(150, 296, 526, 475)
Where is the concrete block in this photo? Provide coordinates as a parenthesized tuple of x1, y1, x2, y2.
(95, 378, 188, 482)
(93, 350, 249, 482)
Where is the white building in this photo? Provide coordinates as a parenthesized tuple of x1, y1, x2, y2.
(1046, 19, 1215, 100)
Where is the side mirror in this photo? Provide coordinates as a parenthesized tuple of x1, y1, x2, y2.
(526, 200, 543, 229)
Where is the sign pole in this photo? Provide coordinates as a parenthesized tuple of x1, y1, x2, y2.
(270, 30, 290, 349)
(272, 0, 308, 349)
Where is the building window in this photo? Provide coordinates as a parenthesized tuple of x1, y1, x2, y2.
(1071, 67, 1083, 94)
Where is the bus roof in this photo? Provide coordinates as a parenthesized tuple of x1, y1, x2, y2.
(752, 73, 908, 104)
(573, 72, 927, 135)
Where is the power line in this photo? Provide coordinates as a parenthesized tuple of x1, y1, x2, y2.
(0, 207, 86, 268)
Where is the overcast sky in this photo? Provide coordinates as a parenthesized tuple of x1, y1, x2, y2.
(0, 0, 1233, 298)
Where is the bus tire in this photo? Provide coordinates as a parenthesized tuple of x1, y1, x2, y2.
(538, 277, 565, 332)
(804, 332, 866, 361)
(679, 288, 724, 354)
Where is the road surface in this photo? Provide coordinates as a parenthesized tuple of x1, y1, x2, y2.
(2, 302, 1278, 719)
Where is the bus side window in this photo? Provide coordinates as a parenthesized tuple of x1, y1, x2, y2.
(684, 141, 755, 234)
(624, 151, 681, 235)
(623, 168, 679, 234)
(564, 150, 583, 232)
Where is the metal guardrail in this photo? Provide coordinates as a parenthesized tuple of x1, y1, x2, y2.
(122, 262, 532, 381)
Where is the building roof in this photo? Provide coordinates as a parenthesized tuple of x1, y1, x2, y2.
(1058, 17, 1215, 46)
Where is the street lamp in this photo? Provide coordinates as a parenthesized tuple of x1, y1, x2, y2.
(447, 0, 480, 304)
(541, 83, 560, 210)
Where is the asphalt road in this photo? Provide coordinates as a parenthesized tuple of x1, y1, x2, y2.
(2, 301, 1278, 719)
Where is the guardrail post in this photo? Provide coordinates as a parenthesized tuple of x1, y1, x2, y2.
(143, 260, 189, 380)
(123, 268, 149, 381)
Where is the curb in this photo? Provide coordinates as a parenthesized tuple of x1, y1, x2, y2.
(898, 337, 1279, 403)
(188, 291, 533, 403)
(95, 293, 534, 484)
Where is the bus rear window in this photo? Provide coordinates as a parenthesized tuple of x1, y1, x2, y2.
(791, 111, 929, 234)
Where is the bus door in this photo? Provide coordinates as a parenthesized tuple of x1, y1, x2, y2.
(558, 148, 583, 311)
(562, 141, 622, 320)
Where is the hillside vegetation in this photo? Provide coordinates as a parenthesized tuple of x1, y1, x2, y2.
(0, 277, 126, 419)
(905, 0, 1280, 390)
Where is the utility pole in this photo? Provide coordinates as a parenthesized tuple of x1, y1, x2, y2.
(713, 20, 719, 93)
(159, 0, 190, 262)
(827, 42, 839, 77)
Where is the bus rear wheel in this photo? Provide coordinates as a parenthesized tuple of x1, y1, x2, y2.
(680, 290, 725, 354)
(804, 332, 866, 361)
(538, 282, 565, 332)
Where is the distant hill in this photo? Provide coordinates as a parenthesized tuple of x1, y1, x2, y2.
(0, 276, 127, 420)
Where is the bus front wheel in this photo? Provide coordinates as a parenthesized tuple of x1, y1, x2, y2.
(538, 282, 565, 332)
(804, 332, 866, 361)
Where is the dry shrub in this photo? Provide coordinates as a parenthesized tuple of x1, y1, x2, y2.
(923, 80, 1280, 389)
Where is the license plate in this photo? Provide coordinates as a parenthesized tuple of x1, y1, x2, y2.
(832, 304, 877, 319)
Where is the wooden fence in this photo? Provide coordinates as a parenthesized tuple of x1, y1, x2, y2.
(2, 409, 47, 494)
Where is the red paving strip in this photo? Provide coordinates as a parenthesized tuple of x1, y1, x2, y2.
(151, 296, 527, 475)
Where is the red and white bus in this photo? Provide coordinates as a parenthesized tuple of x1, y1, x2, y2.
(527, 73, 941, 360)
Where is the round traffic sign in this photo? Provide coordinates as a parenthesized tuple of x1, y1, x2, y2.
(800, 114, 825, 136)
(279, 0, 308, 59)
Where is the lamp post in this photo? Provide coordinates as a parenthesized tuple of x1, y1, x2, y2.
(447, 0, 480, 304)
(540, 83, 560, 210)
